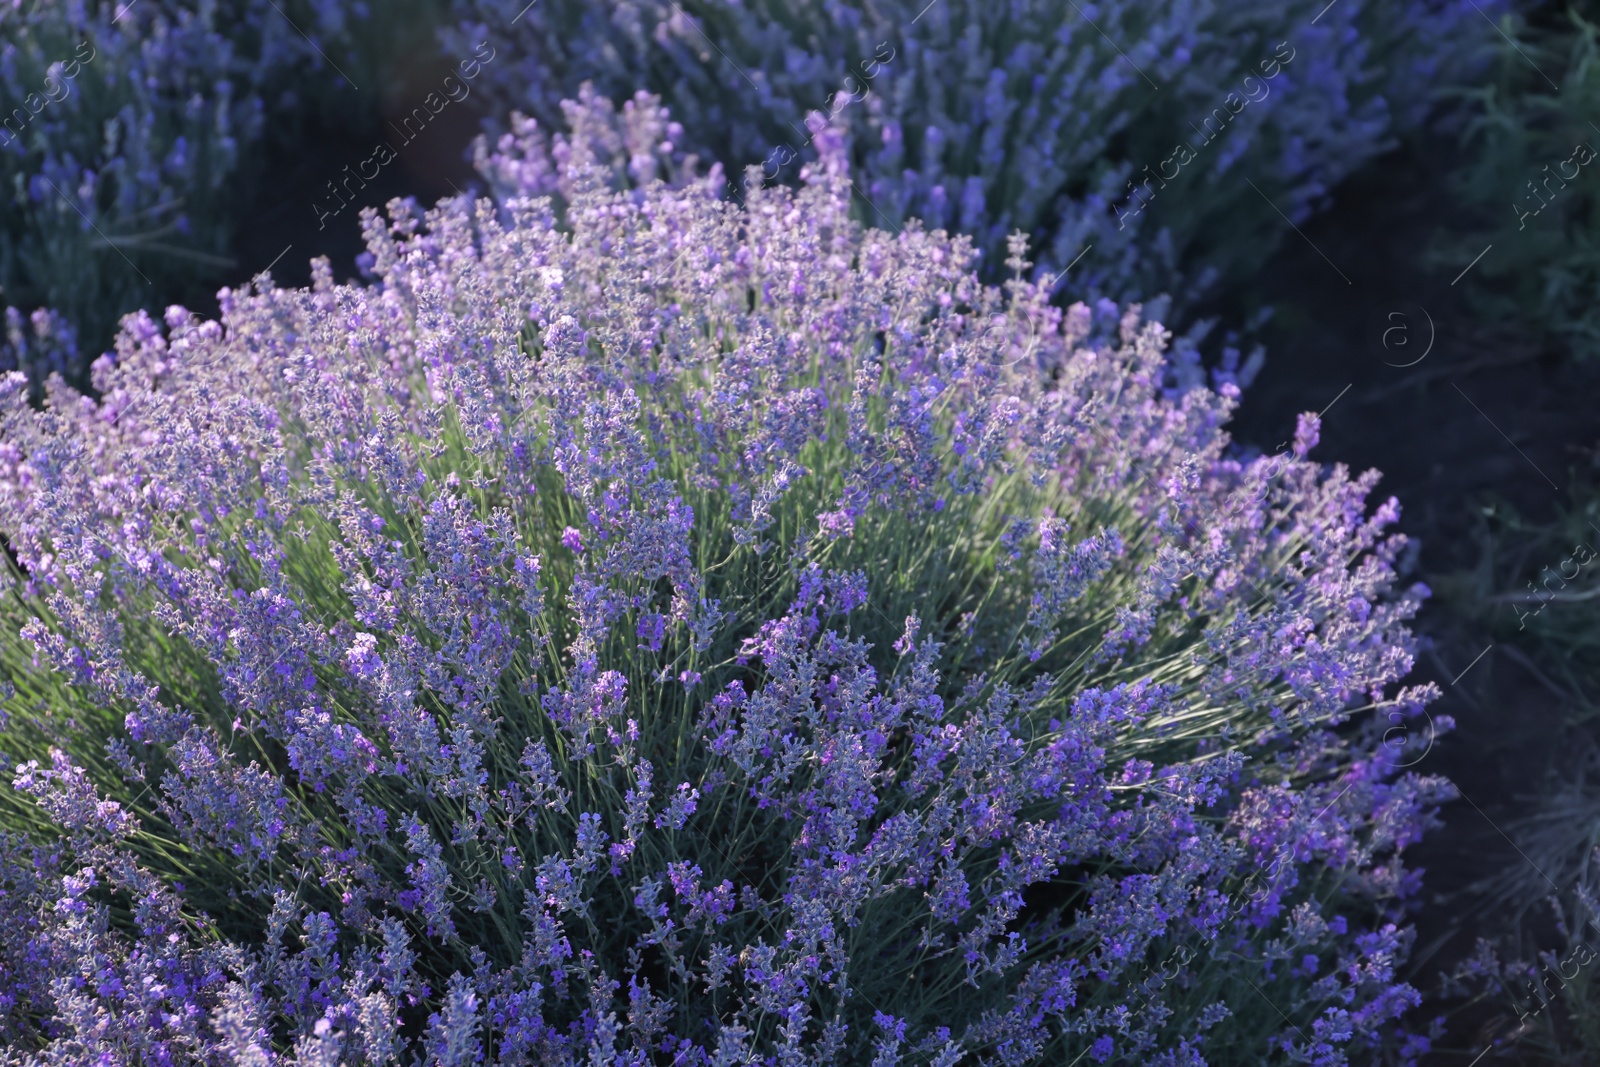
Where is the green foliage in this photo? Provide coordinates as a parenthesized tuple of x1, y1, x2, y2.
(1432, 3, 1600, 359)
(1433, 479, 1600, 1061)
(1441, 489, 1600, 713)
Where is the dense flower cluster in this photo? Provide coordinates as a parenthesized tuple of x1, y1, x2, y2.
(0, 91, 1452, 1064)
(0, 0, 381, 377)
(447, 0, 1502, 321)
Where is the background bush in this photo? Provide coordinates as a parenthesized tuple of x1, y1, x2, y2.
(0, 0, 257, 375)
(448, 0, 1505, 334)
(0, 0, 447, 386)
(0, 92, 1454, 1064)
(1430, 480, 1600, 1060)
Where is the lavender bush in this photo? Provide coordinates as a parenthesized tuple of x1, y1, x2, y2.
(0, 307, 79, 389)
(1437, 836, 1600, 1060)
(447, 0, 1502, 325)
(0, 91, 1452, 1065)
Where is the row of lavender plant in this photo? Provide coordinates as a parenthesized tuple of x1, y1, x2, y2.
(0, 0, 1511, 391)
(1, 0, 246, 372)
(1431, 3, 1600, 359)
(0, 90, 1450, 1064)
(447, 0, 1506, 336)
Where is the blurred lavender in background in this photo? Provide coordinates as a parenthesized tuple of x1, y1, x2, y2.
(447, 0, 1505, 333)
(0, 0, 438, 385)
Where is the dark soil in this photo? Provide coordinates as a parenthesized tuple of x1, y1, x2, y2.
(206, 46, 488, 305)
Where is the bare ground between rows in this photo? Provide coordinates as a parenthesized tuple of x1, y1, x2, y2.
(1204, 132, 1600, 1063)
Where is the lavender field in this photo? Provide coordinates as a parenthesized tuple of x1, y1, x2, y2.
(1, 2, 1598, 1064)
